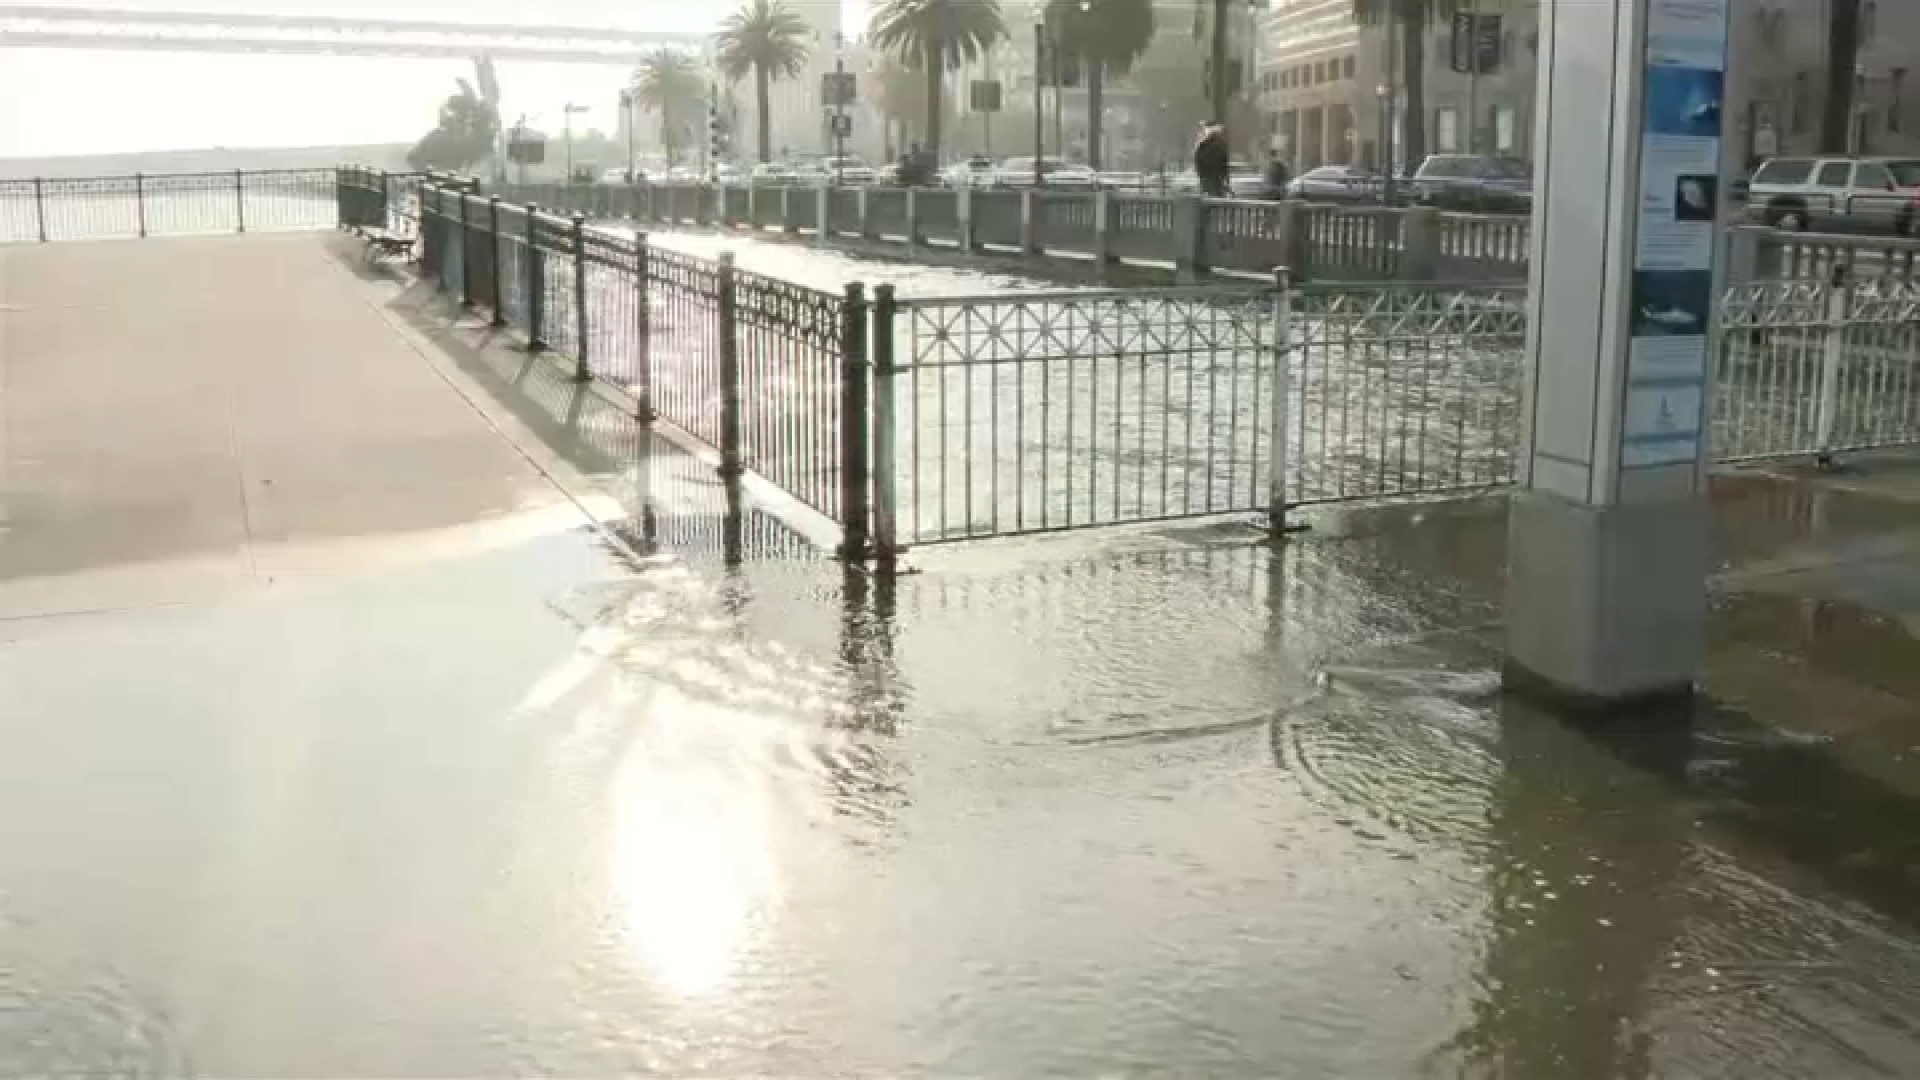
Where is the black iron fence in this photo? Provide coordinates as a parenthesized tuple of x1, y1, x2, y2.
(1, 168, 341, 243)
(336, 166, 427, 235)
(412, 178, 873, 557)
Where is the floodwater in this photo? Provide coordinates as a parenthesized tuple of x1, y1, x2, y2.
(8, 407, 1920, 1076)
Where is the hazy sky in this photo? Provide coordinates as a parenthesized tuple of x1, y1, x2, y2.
(0, 1, 871, 157)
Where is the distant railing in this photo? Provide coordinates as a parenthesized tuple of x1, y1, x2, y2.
(1, 167, 338, 242)
(496, 179, 1916, 292)
(496, 179, 1529, 284)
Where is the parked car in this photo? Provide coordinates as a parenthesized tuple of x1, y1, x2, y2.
(1410, 155, 1533, 213)
(996, 157, 1097, 188)
(1746, 155, 1920, 234)
(750, 162, 796, 185)
(823, 157, 876, 185)
(944, 155, 999, 188)
(1287, 164, 1383, 202)
(1224, 161, 1275, 199)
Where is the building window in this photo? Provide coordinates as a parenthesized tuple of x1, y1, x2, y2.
(1493, 105, 1517, 152)
(1792, 71, 1809, 133)
(1864, 1, 1877, 37)
(1892, 68, 1906, 133)
(1342, 55, 1356, 80)
(1313, 61, 1326, 84)
(1436, 108, 1460, 153)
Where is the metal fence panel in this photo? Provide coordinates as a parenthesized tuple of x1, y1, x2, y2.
(647, 245, 728, 447)
(971, 190, 1024, 249)
(886, 286, 1281, 543)
(1283, 285, 1527, 505)
(917, 189, 960, 245)
(735, 270, 849, 522)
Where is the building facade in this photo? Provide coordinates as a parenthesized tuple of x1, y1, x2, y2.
(1254, 0, 1364, 169)
(1257, 0, 1920, 176)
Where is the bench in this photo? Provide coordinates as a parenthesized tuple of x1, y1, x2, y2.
(352, 218, 417, 264)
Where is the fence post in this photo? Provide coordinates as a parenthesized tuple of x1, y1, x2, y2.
(634, 232, 655, 422)
(571, 214, 591, 382)
(1274, 200, 1302, 277)
(1093, 189, 1112, 264)
(957, 185, 976, 252)
(526, 205, 546, 351)
(838, 282, 872, 560)
(717, 252, 744, 478)
(1723, 226, 1762, 287)
(905, 188, 921, 246)
(488, 196, 507, 326)
(817, 185, 832, 245)
(783, 185, 800, 234)
(234, 169, 246, 233)
(1173, 196, 1206, 278)
(1268, 267, 1295, 538)
(1400, 206, 1442, 282)
(871, 283, 900, 562)
(1813, 263, 1852, 463)
(1020, 189, 1040, 254)
(858, 187, 875, 241)
(135, 173, 147, 238)
(458, 193, 475, 307)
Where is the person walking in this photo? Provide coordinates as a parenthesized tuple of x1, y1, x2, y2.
(1193, 123, 1230, 198)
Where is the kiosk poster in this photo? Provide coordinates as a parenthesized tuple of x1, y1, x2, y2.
(1625, 0, 1729, 468)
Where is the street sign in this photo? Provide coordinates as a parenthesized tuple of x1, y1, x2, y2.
(1450, 13, 1503, 75)
(969, 79, 1003, 113)
(829, 113, 853, 137)
(823, 71, 857, 107)
(507, 133, 546, 165)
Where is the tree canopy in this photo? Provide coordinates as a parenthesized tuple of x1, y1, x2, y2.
(406, 76, 499, 173)
(716, 0, 814, 163)
(869, 0, 1006, 158)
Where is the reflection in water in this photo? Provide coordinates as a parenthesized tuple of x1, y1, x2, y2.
(605, 681, 783, 998)
(1445, 702, 1693, 1080)
(514, 498, 904, 1005)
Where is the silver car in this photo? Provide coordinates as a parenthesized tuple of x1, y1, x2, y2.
(1287, 165, 1382, 202)
(1747, 156, 1920, 235)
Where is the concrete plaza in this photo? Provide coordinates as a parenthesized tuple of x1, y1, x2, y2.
(4, 231, 1920, 1075)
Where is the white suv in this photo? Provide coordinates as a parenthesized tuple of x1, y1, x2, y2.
(1747, 156, 1920, 235)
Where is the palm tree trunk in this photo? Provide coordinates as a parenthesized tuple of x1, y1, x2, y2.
(1820, 0, 1862, 152)
(1400, 14, 1427, 174)
(925, 43, 944, 160)
(1087, 59, 1104, 170)
(756, 64, 773, 163)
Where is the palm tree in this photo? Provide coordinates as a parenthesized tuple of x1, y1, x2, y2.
(632, 48, 706, 167)
(715, 0, 813, 163)
(1352, 0, 1456, 177)
(869, 0, 1007, 161)
(1819, 0, 1862, 152)
(1048, 0, 1155, 170)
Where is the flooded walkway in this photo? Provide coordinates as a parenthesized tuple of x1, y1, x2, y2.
(5, 232, 1920, 1076)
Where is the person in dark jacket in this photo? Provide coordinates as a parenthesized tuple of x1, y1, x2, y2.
(1262, 156, 1292, 200)
(1193, 123, 1230, 197)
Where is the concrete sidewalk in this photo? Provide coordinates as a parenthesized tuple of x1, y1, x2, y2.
(0, 232, 612, 617)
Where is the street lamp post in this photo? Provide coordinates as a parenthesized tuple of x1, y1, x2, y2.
(1209, 0, 1231, 127)
(563, 102, 589, 182)
(619, 89, 638, 182)
(834, 32, 849, 187)
(1032, 15, 1047, 188)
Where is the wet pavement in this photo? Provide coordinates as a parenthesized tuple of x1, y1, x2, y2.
(5, 233, 1920, 1076)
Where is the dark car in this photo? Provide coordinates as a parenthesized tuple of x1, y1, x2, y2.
(1411, 155, 1533, 213)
